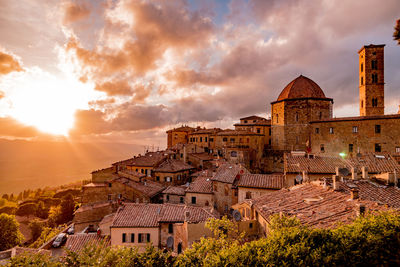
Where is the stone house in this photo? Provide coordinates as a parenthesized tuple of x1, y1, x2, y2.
(73, 201, 118, 233)
(109, 177, 165, 203)
(166, 126, 195, 148)
(185, 174, 214, 207)
(122, 152, 168, 178)
(236, 173, 285, 203)
(109, 203, 218, 253)
(188, 128, 222, 152)
(162, 185, 186, 204)
(234, 115, 272, 148)
(153, 159, 195, 185)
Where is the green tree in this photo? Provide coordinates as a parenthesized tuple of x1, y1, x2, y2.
(36, 201, 49, 219)
(394, 19, 400, 45)
(29, 219, 44, 242)
(15, 203, 38, 217)
(60, 194, 75, 224)
(8, 252, 59, 267)
(0, 214, 23, 251)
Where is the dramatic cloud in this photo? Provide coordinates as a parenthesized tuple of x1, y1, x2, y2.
(0, 117, 40, 138)
(62, 1, 91, 24)
(0, 50, 23, 75)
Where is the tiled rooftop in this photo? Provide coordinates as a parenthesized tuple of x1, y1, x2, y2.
(216, 130, 263, 136)
(346, 153, 400, 173)
(153, 159, 194, 173)
(249, 183, 390, 229)
(166, 126, 195, 133)
(211, 163, 249, 184)
(118, 169, 146, 179)
(65, 234, 110, 253)
(162, 185, 187, 196)
(83, 182, 107, 188)
(113, 152, 167, 167)
(111, 203, 218, 227)
(186, 175, 213, 194)
(238, 173, 285, 189)
(111, 177, 165, 198)
(189, 153, 214, 161)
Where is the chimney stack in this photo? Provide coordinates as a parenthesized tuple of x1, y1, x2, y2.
(356, 203, 366, 216)
(184, 210, 190, 221)
(335, 167, 340, 176)
(361, 166, 368, 179)
(332, 175, 340, 190)
(302, 171, 308, 183)
(351, 167, 357, 180)
(350, 188, 359, 200)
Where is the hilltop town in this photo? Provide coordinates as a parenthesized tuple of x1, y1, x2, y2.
(2, 44, 400, 261)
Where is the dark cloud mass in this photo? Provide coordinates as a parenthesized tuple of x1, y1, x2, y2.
(62, 0, 400, 138)
(63, 0, 91, 24)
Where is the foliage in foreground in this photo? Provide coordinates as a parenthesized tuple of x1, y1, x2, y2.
(7, 212, 400, 266)
(0, 214, 23, 251)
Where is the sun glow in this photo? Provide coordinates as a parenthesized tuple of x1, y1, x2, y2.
(0, 68, 99, 136)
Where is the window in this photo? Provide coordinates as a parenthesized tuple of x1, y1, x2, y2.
(224, 205, 228, 213)
(130, 233, 135, 243)
(108, 183, 112, 187)
(200, 137, 202, 142)
(156, 176, 160, 181)
(315, 128, 319, 134)
(205, 200, 209, 206)
(244, 120, 248, 123)
(122, 233, 126, 243)
(371, 60, 377, 70)
(249, 222, 253, 229)
(349, 144, 354, 153)
(375, 143, 381, 152)
(253, 120, 256, 123)
(329, 127, 334, 134)
(191, 196, 197, 204)
(165, 177, 171, 182)
(276, 114, 279, 123)
(205, 137, 208, 142)
(214, 184, 218, 192)
(319, 112, 322, 120)
(361, 63, 363, 72)
(166, 195, 169, 201)
(269, 128, 271, 135)
(180, 197, 184, 204)
(245, 191, 252, 199)
(230, 138, 235, 143)
(247, 138, 250, 143)
(223, 137, 228, 142)
(210, 138, 214, 142)
(396, 147, 400, 153)
(361, 76, 363, 85)
(296, 136, 299, 144)
(352, 126, 358, 133)
(108, 194, 112, 201)
(375, 124, 381, 134)
(372, 73, 378, 83)
(320, 144, 325, 152)
(145, 169, 148, 175)
(177, 175, 181, 180)
(295, 113, 299, 122)
(138, 234, 142, 243)
(361, 100, 363, 108)
(168, 224, 173, 234)
(231, 151, 237, 157)
(372, 98, 378, 107)
(257, 128, 261, 133)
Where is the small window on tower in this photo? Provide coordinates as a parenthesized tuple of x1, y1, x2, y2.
(361, 77, 363, 85)
(315, 128, 319, 134)
(375, 125, 381, 134)
(295, 113, 299, 122)
(352, 126, 358, 133)
(375, 143, 381, 152)
(349, 144, 354, 153)
(329, 127, 334, 134)
(361, 63, 363, 72)
(361, 100, 364, 108)
(320, 144, 325, 152)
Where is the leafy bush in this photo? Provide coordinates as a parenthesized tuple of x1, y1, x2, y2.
(15, 203, 38, 217)
(0, 206, 17, 215)
(29, 226, 60, 249)
(0, 214, 23, 251)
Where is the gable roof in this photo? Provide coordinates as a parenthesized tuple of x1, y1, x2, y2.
(153, 159, 194, 173)
(111, 203, 218, 227)
(285, 154, 348, 173)
(65, 234, 110, 253)
(113, 152, 167, 167)
(346, 154, 400, 173)
(250, 183, 389, 229)
(162, 185, 187, 196)
(211, 163, 249, 184)
(238, 173, 285, 189)
(186, 175, 213, 194)
(111, 177, 165, 198)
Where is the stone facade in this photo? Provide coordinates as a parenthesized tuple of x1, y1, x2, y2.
(167, 126, 195, 148)
(212, 181, 237, 215)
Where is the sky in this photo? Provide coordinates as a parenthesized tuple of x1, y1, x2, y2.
(0, 0, 400, 148)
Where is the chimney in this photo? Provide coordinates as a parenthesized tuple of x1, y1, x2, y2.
(356, 203, 366, 216)
(185, 210, 190, 221)
(361, 166, 368, 179)
(302, 171, 308, 183)
(332, 175, 340, 190)
(351, 167, 357, 180)
(335, 167, 340, 176)
(350, 188, 359, 200)
(394, 170, 399, 187)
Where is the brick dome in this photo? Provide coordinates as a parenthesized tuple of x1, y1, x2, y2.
(277, 75, 326, 101)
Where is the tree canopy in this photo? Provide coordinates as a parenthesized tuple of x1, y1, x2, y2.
(0, 214, 23, 251)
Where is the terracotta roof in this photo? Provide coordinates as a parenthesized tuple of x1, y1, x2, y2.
(65, 234, 110, 253)
(211, 163, 249, 184)
(234, 121, 271, 126)
(162, 185, 187, 196)
(154, 159, 194, 173)
(91, 167, 114, 174)
(276, 75, 330, 102)
(240, 115, 268, 121)
(216, 130, 263, 136)
(310, 113, 400, 123)
(191, 169, 214, 178)
(346, 154, 400, 173)
(250, 183, 389, 229)
(111, 203, 218, 227)
(118, 170, 146, 179)
(111, 177, 165, 198)
(166, 126, 195, 133)
(189, 128, 222, 135)
(189, 153, 214, 161)
(75, 202, 114, 214)
(114, 152, 167, 167)
(238, 174, 285, 189)
(186, 175, 213, 193)
(285, 154, 349, 173)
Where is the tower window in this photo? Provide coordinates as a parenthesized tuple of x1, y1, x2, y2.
(352, 126, 358, 133)
(361, 77, 363, 85)
(361, 100, 363, 108)
(396, 147, 400, 153)
(375, 143, 381, 152)
(372, 98, 378, 107)
(319, 112, 322, 120)
(315, 128, 319, 134)
(372, 73, 378, 83)
(329, 127, 334, 134)
(320, 144, 325, 152)
(349, 144, 354, 153)
(295, 113, 299, 122)
(375, 125, 381, 134)
(276, 114, 279, 123)
(371, 60, 377, 70)
(361, 63, 363, 72)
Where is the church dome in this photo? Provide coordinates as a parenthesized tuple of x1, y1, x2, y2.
(277, 75, 326, 101)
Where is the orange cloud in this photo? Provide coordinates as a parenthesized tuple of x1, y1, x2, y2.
(0, 117, 41, 138)
(0, 51, 23, 75)
(95, 79, 132, 96)
(63, 1, 91, 24)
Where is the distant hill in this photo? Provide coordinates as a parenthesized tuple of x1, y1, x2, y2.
(0, 139, 144, 194)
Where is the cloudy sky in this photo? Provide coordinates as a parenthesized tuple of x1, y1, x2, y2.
(0, 0, 399, 147)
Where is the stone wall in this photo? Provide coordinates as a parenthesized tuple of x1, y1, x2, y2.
(212, 181, 237, 215)
(185, 192, 213, 207)
(92, 167, 116, 183)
